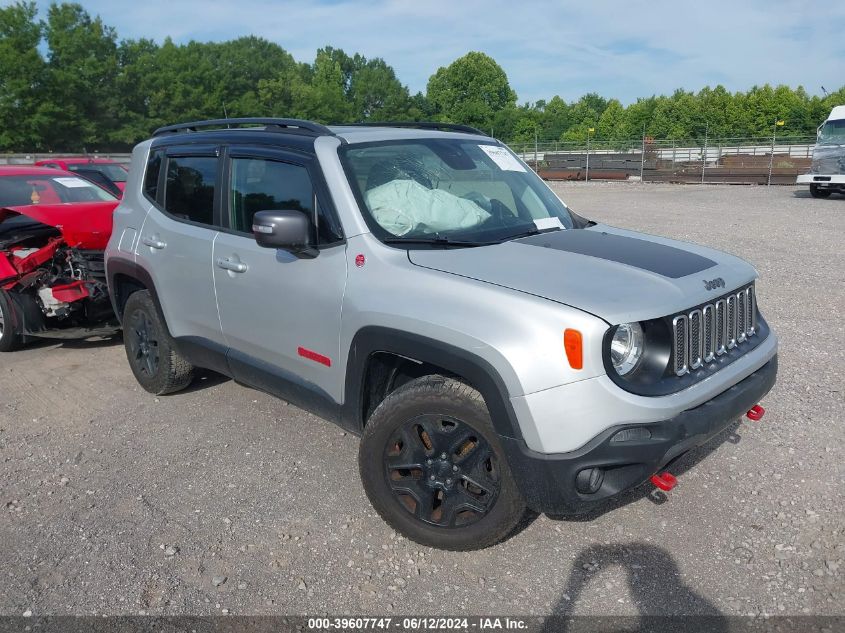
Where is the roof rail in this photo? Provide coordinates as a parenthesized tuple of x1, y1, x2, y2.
(346, 121, 489, 136)
(152, 118, 334, 137)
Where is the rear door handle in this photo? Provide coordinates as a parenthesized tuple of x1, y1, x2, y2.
(142, 236, 166, 249)
(217, 258, 248, 273)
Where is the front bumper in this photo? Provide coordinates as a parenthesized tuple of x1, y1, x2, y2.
(796, 174, 845, 185)
(502, 355, 778, 515)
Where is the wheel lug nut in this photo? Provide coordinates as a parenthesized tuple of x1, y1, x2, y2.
(440, 453, 447, 459)
(426, 459, 432, 465)
(452, 465, 458, 472)
(429, 475, 435, 481)
(446, 478, 452, 484)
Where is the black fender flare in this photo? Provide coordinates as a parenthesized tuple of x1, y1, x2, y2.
(106, 256, 161, 325)
(342, 326, 523, 441)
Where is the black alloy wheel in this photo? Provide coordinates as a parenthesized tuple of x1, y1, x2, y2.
(359, 375, 526, 550)
(384, 413, 500, 528)
(127, 307, 160, 378)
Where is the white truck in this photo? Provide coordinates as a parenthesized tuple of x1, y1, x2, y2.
(797, 105, 845, 198)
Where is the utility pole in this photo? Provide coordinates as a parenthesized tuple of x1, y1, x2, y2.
(639, 124, 646, 181)
(701, 124, 709, 184)
(768, 119, 785, 186)
(585, 127, 594, 182)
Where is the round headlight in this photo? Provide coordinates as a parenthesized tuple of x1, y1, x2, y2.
(610, 322, 645, 376)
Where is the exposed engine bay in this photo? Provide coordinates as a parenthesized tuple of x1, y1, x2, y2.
(0, 201, 119, 339)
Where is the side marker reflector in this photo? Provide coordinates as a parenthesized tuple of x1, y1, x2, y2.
(564, 329, 583, 370)
(746, 404, 765, 421)
(650, 472, 677, 491)
(297, 346, 332, 367)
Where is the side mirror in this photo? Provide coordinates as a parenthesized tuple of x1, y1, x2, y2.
(252, 210, 318, 258)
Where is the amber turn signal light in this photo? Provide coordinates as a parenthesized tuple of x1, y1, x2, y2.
(564, 329, 583, 370)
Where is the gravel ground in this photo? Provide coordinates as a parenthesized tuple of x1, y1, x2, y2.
(0, 183, 842, 618)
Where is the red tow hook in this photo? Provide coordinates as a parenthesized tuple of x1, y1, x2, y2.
(746, 404, 765, 421)
(650, 472, 678, 491)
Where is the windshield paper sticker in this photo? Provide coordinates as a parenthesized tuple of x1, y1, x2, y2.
(479, 145, 526, 172)
(54, 177, 92, 188)
(534, 217, 564, 231)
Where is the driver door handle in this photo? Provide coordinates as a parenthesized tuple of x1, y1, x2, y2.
(217, 258, 248, 273)
(142, 236, 166, 250)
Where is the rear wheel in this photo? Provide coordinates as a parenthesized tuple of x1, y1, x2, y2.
(123, 290, 194, 395)
(810, 185, 832, 199)
(0, 290, 23, 352)
(359, 375, 526, 550)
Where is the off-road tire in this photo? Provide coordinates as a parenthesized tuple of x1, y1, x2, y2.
(123, 290, 194, 395)
(0, 290, 23, 352)
(810, 185, 832, 199)
(359, 375, 526, 551)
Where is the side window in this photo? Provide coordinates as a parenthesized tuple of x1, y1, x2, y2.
(144, 149, 163, 202)
(230, 158, 312, 234)
(229, 157, 343, 244)
(164, 155, 217, 225)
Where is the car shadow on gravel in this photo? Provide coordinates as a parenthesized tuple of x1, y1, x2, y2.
(547, 420, 745, 524)
(792, 189, 844, 199)
(542, 542, 726, 628)
(175, 367, 231, 394)
(58, 333, 123, 349)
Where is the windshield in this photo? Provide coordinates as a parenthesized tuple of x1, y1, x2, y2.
(0, 174, 117, 206)
(68, 163, 128, 182)
(341, 139, 581, 245)
(818, 119, 845, 145)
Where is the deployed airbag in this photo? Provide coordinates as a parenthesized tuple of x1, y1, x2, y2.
(365, 180, 491, 236)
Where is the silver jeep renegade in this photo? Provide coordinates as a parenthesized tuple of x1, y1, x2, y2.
(105, 118, 778, 550)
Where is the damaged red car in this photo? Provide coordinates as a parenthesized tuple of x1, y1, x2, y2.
(0, 166, 120, 351)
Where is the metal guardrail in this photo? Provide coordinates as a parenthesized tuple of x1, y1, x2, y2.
(0, 153, 132, 166)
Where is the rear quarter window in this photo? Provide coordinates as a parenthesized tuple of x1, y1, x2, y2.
(143, 150, 164, 202)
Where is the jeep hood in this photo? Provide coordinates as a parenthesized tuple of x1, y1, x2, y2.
(407, 224, 757, 324)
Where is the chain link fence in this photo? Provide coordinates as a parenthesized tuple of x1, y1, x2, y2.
(511, 136, 817, 185)
(2, 136, 818, 186)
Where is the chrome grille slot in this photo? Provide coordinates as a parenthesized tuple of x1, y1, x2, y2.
(715, 299, 727, 355)
(670, 285, 758, 380)
(672, 315, 688, 376)
(702, 304, 716, 362)
(746, 287, 756, 336)
(688, 309, 703, 369)
(726, 294, 737, 349)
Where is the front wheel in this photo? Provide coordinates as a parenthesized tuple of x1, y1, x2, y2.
(810, 185, 832, 199)
(359, 376, 526, 550)
(0, 290, 23, 352)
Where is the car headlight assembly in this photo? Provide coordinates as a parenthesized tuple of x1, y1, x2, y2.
(609, 322, 644, 376)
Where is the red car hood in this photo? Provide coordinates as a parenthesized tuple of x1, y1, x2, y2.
(0, 201, 118, 250)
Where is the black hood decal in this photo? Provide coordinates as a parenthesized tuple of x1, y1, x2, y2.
(517, 229, 716, 279)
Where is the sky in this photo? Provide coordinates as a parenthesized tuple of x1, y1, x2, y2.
(23, 0, 845, 104)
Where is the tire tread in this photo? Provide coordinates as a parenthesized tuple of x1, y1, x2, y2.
(123, 290, 194, 395)
(359, 375, 526, 551)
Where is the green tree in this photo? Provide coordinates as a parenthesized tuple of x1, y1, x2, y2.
(41, 2, 119, 150)
(0, 1, 46, 150)
(426, 51, 516, 130)
(349, 57, 414, 121)
(596, 98, 630, 144)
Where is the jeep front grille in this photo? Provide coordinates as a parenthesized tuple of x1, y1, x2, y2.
(672, 285, 757, 377)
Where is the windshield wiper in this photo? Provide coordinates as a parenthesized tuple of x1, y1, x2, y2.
(382, 235, 496, 248)
(498, 226, 563, 243)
